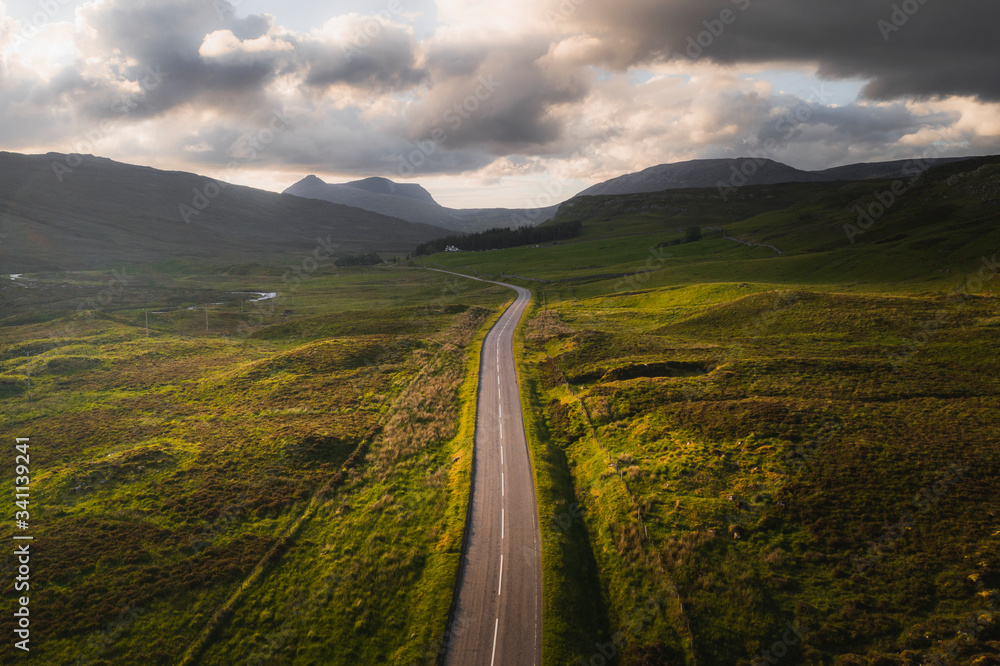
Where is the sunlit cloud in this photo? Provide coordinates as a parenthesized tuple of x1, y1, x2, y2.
(0, 0, 996, 207)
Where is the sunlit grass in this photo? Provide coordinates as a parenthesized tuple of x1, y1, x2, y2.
(0, 266, 511, 665)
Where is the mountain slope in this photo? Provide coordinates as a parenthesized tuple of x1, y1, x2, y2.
(414, 156, 1000, 666)
(576, 156, 976, 197)
(342, 176, 438, 203)
(284, 175, 558, 233)
(0, 152, 446, 273)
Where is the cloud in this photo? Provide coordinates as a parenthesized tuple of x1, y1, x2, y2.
(565, 0, 1000, 102)
(0, 0, 997, 206)
(403, 36, 590, 153)
(299, 15, 426, 90)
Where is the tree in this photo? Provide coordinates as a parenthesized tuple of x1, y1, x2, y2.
(684, 226, 703, 243)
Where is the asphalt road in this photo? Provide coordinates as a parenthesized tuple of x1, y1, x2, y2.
(431, 270, 542, 666)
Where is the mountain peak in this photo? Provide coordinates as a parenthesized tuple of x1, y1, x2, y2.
(344, 177, 438, 204)
(285, 174, 439, 205)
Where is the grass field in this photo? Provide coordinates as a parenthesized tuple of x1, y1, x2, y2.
(419, 159, 1000, 664)
(0, 264, 511, 664)
(2, 157, 998, 665)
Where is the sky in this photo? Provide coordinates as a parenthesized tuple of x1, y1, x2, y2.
(1, 0, 998, 208)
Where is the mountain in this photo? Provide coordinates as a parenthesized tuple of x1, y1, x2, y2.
(284, 175, 558, 233)
(576, 156, 976, 197)
(0, 152, 447, 273)
(814, 158, 970, 182)
(291, 175, 440, 205)
(342, 176, 438, 203)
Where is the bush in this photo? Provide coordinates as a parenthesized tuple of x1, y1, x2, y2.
(684, 226, 703, 243)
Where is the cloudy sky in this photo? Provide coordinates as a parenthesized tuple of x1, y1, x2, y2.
(1, 0, 998, 207)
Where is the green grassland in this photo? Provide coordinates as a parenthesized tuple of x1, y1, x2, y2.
(1, 156, 998, 665)
(420, 159, 1000, 664)
(0, 265, 511, 664)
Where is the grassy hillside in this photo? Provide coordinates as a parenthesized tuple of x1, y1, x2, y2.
(1, 155, 997, 665)
(0, 265, 511, 664)
(0, 152, 446, 273)
(423, 156, 1000, 292)
(418, 158, 1000, 664)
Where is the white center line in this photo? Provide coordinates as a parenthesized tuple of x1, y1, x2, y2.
(502, 472, 505, 497)
(498, 554, 504, 595)
(490, 618, 499, 666)
(500, 446, 504, 465)
(502, 507, 505, 536)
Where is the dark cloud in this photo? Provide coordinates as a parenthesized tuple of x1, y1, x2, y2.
(750, 94, 958, 147)
(66, 0, 282, 118)
(569, 0, 1000, 101)
(710, 92, 968, 171)
(0, 0, 995, 189)
(64, 0, 427, 119)
(79, 0, 228, 64)
(407, 39, 590, 152)
(248, 107, 498, 177)
(301, 21, 426, 90)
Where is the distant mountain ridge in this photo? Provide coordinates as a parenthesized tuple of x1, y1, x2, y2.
(293, 175, 439, 205)
(576, 157, 976, 197)
(284, 175, 558, 233)
(343, 176, 438, 204)
(287, 157, 979, 233)
(0, 152, 446, 273)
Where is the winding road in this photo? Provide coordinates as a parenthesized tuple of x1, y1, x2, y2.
(430, 269, 542, 666)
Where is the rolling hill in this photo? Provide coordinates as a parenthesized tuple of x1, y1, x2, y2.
(416, 156, 1000, 665)
(575, 156, 977, 197)
(2, 151, 998, 665)
(0, 152, 447, 273)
